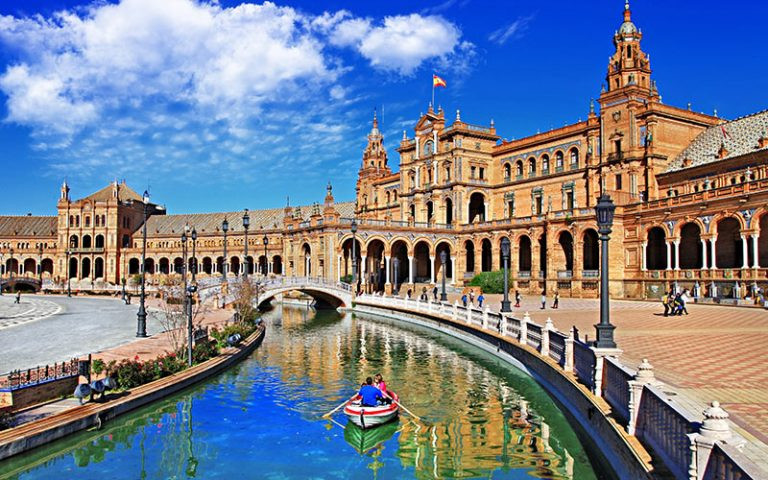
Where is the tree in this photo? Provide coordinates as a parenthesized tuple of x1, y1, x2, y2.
(152, 277, 209, 361)
(229, 278, 262, 323)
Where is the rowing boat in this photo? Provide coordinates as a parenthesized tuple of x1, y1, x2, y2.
(343, 392, 399, 429)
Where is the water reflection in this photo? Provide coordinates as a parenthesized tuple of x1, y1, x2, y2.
(0, 304, 599, 480)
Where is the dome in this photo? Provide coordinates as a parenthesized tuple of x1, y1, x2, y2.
(619, 21, 638, 35)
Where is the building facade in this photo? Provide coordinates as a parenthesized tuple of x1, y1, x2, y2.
(1, 1, 767, 300)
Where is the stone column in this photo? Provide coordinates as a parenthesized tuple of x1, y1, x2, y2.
(360, 255, 367, 285)
(674, 240, 680, 271)
(700, 239, 708, 269)
(627, 358, 658, 435)
(641, 242, 647, 271)
(753, 236, 760, 268)
(692, 401, 741, 480)
(710, 237, 717, 269)
(741, 235, 749, 269)
(430, 256, 436, 284)
(385, 256, 391, 285)
(337, 255, 341, 280)
(564, 327, 575, 372)
(666, 241, 672, 271)
(408, 255, 414, 284)
(450, 256, 456, 285)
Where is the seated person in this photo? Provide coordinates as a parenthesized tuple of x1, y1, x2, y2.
(358, 377, 384, 406)
(374, 373, 391, 403)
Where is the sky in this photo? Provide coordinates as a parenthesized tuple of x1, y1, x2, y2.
(0, 0, 766, 216)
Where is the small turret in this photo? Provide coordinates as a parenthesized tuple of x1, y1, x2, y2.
(60, 181, 70, 201)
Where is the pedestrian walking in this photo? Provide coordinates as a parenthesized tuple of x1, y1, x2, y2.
(420, 287, 428, 301)
(514, 290, 521, 308)
(477, 293, 484, 308)
(679, 289, 690, 315)
(406, 288, 412, 299)
(14, 291, 21, 304)
(661, 291, 670, 316)
(461, 294, 468, 307)
(432, 285, 438, 301)
(469, 290, 475, 305)
(540, 290, 546, 310)
(552, 291, 559, 309)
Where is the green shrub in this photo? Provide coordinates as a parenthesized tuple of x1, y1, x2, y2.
(339, 274, 353, 284)
(91, 359, 106, 375)
(467, 270, 509, 294)
(192, 340, 219, 364)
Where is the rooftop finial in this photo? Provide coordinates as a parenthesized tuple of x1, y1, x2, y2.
(373, 108, 377, 126)
(589, 98, 595, 115)
(624, 0, 631, 21)
(327, 181, 332, 195)
(456, 109, 461, 121)
(402, 130, 407, 141)
(286, 195, 290, 207)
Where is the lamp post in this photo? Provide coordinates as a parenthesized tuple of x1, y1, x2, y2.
(439, 250, 448, 301)
(242, 209, 250, 279)
(121, 254, 126, 302)
(38, 245, 43, 284)
(351, 219, 358, 290)
(9, 248, 14, 280)
(262, 234, 269, 276)
(0, 252, 4, 295)
(181, 229, 191, 365)
(136, 190, 150, 338)
(221, 218, 229, 282)
(594, 194, 617, 349)
(191, 227, 197, 283)
(66, 247, 72, 297)
(393, 257, 399, 295)
(186, 284, 196, 367)
(501, 237, 511, 312)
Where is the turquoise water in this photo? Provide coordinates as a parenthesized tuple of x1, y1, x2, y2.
(0, 305, 604, 479)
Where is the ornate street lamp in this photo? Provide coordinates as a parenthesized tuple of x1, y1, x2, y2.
(501, 237, 511, 312)
(242, 209, 250, 278)
(191, 227, 198, 283)
(393, 257, 399, 295)
(439, 250, 448, 302)
(66, 245, 72, 297)
(594, 194, 617, 349)
(136, 190, 150, 338)
(0, 251, 4, 295)
(121, 253, 126, 302)
(9, 248, 14, 280)
(38, 244, 43, 284)
(186, 284, 197, 367)
(351, 219, 358, 289)
(221, 218, 229, 282)
(262, 233, 269, 276)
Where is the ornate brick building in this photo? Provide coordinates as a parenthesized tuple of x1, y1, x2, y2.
(1, 1, 766, 300)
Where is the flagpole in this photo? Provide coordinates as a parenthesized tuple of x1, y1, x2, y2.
(432, 82, 435, 109)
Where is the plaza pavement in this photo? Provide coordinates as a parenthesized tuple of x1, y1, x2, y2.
(435, 290, 768, 466)
(0, 294, 166, 372)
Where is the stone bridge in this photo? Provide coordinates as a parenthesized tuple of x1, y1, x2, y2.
(198, 276, 354, 309)
(0, 276, 42, 293)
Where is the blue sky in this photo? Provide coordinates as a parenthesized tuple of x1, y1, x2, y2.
(1, 0, 766, 215)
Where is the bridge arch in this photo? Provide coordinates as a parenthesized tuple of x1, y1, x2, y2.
(254, 278, 353, 310)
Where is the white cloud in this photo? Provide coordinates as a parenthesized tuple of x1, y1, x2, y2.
(0, 0, 473, 187)
(488, 15, 534, 45)
(357, 15, 461, 75)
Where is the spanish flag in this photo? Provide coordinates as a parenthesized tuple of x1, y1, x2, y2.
(433, 74, 447, 88)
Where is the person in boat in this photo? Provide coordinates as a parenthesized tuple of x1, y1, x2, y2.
(358, 377, 384, 407)
(374, 373, 391, 403)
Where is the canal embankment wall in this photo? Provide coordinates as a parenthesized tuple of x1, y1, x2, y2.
(351, 295, 765, 480)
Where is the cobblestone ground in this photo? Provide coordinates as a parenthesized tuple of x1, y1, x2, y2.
(441, 290, 768, 464)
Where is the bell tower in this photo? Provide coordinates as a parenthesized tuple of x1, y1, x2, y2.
(356, 110, 391, 214)
(603, 0, 655, 99)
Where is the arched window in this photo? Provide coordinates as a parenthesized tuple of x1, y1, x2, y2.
(527, 157, 536, 176)
(94, 215, 100, 227)
(69, 215, 74, 227)
(95, 235, 105, 249)
(504, 163, 511, 180)
(424, 140, 434, 156)
(515, 161, 523, 177)
(541, 154, 550, 173)
(85, 216, 91, 227)
(386, 191, 391, 204)
(570, 147, 580, 167)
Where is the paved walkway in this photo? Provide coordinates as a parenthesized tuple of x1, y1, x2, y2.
(0, 295, 61, 330)
(434, 290, 768, 466)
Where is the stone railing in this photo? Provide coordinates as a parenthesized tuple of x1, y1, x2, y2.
(353, 294, 765, 480)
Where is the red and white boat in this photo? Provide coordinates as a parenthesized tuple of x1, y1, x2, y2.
(343, 392, 400, 429)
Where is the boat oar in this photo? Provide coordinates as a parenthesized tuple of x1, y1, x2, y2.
(381, 391, 421, 421)
(323, 395, 356, 418)
(393, 400, 421, 421)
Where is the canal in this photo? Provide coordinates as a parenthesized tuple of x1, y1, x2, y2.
(0, 305, 605, 479)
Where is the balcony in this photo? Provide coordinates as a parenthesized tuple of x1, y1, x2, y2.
(583, 270, 600, 278)
(69, 247, 104, 254)
(518, 271, 531, 278)
(557, 270, 573, 279)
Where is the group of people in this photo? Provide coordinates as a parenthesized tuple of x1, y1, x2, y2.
(661, 289, 690, 316)
(357, 373, 391, 407)
(460, 289, 485, 307)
